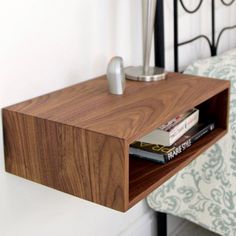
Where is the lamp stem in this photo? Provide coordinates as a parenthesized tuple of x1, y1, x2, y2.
(142, 0, 157, 74)
(124, 0, 166, 82)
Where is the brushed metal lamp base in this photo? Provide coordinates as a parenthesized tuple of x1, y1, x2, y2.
(125, 66, 166, 82)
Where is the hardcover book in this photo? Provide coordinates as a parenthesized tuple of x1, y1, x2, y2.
(130, 122, 215, 164)
(139, 108, 199, 146)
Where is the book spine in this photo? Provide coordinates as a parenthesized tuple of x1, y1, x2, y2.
(144, 154, 169, 164)
(169, 109, 199, 145)
(164, 154, 169, 163)
(167, 123, 215, 161)
(161, 109, 193, 131)
(129, 146, 168, 164)
(132, 155, 166, 164)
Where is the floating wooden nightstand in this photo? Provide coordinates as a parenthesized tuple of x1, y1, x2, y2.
(2, 73, 230, 212)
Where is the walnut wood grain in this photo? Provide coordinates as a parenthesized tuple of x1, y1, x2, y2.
(3, 110, 127, 211)
(2, 72, 230, 212)
(4, 73, 229, 143)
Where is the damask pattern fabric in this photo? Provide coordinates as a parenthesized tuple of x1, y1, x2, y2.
(147, 49, 236, 236)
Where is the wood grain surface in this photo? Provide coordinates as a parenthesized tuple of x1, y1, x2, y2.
(3, 110, 128, 211)
(4, 73, 230, 143)
(2, 72, 230, 211)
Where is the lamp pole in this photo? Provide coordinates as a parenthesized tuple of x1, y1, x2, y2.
(125, 0, 166, 82)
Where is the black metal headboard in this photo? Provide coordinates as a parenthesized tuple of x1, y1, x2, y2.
(154, 0, 236, 72)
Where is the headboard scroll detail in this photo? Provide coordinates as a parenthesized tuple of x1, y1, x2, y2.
(154, 0, 236, 72)
(179, 0, 204, 14)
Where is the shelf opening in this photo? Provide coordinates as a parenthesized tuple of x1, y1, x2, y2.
(128, 88, 229, 208)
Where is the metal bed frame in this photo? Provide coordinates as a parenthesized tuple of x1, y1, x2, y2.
(154, 0, 236, 235)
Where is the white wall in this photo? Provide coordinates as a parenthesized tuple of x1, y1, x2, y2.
(0, 0, 236, 236)
(0, 1, 157, 236)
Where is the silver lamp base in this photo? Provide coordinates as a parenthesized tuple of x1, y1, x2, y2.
(125, 66, 166, 82)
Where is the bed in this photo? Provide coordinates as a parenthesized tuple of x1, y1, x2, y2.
(148, 1, 236, 235)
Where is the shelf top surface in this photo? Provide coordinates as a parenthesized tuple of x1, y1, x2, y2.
(4, 73, 230, 143)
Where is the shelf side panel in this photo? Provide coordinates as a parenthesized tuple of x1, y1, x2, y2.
(3, 109, 127, 211)
(196, 88, 229, 130)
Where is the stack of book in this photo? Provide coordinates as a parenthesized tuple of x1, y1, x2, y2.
(129, 108, 215, 164)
